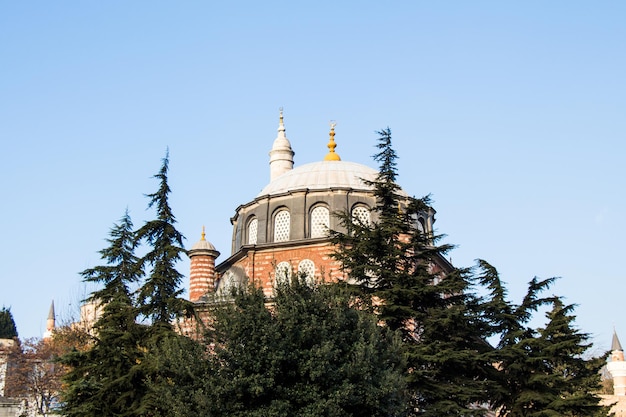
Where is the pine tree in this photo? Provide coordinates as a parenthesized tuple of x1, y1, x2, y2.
(475, 260, 608, 417)
(537, 299, 607, 416)
(59, 211, 146, 417)
(132, 152, 193, 416)
(136, 151, 188, 326)
(330, 128, 496, 416)
(496, 298, 608, 417)
(0, 306, 18, 339)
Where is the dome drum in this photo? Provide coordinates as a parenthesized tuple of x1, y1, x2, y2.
(205, 114, 439, 303)
(230, 188, 378, 251)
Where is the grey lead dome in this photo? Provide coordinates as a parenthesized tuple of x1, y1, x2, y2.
(258, 160, 408, 197)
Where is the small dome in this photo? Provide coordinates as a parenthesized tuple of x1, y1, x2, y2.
(191, 239, 217, 251)
(258, 160, 408, 197)
(190, 227, 218, 252)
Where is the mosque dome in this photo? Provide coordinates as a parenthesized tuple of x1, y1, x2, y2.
(191, 112, 440, 303)
(258, 160, 392, 197)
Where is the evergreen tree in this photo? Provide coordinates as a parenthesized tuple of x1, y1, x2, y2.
(142, 333, 214, 417)
(59, 211, 146, 417)
(153, 277, 408, 417)
(0, 306, 18, 339)
(132, 152, 192, 416)
(535, 299, 607, 416)
(475, 260, 608, 417)
(330, 128, 497, 416)
(496, 298, 608, 417)
(136, 151, 188, 326)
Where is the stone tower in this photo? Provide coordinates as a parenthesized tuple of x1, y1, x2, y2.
(188, 227, 220, 302)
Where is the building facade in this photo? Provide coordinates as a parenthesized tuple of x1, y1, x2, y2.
(187, 112, 449, 307)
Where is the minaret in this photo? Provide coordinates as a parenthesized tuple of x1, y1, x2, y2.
(323, 121, 341, 161)
(188, 227, 220, 302)
(607, 330, 626, 395)
(43, 301, 55, 340)
(269, 108, 295, 181)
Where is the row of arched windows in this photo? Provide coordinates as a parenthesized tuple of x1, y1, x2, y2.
(246, 205, 372, 245)
(275, 259, 315, 284)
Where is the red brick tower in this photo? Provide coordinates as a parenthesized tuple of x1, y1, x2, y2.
(188, 227, 220, 302)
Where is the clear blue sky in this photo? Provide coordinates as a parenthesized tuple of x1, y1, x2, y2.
(1, 2, 624, 351)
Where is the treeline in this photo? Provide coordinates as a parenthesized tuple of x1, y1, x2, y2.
(51, 134, 608, 417)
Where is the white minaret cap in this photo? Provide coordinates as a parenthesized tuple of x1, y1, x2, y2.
(269, 108, 295, 181)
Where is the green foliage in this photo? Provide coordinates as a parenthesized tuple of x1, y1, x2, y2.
(60, 212, 146, 417)
(136, 150, 189, 326)
(82, 209, 143, 305)
(140, 329, 218, 417)
(0, 306, 18, 338)
(150, 277, 408, 417)
(330, 129, 496, 415)
(475, 261, 608, 417)
(57, 140, 607, 417)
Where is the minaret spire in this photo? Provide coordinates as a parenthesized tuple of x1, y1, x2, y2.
(43, 300, 55, 340)
(269, 108, 295, 181)
(323, 121, 341, 161)
(613, 329, 624, 352)
(608, 329, 626, 396)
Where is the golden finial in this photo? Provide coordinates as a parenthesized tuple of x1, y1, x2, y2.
(201, 226, 206, 241)
(279, 107, 284, 124)
(324, 120, 341, 161)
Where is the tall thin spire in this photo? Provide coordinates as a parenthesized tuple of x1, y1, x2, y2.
(269, 108, 295, 181)
(43, 300, 55, 340)
(613, 329, 623, 351)
(324, 121, 341, 161)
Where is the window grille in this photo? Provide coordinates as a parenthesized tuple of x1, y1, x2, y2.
(275, 261, 292, 285)
(248, 218, 258, 245)
(351, 206, 371, 226)
(298, 259, 315, 283)
(310, 206, 329, 238)
(274, 210, 290, 242)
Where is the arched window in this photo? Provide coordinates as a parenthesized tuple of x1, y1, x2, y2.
(247, 218, 258, 245)
(273, 210, 290, 242)
(298, 259, 315, 283)
(351, 205, 371, 226)
(217, 271, 237, 296)
(310, 206, 330, 238)
(417, 217, 426, 233)
(275, 261, 292, 285)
